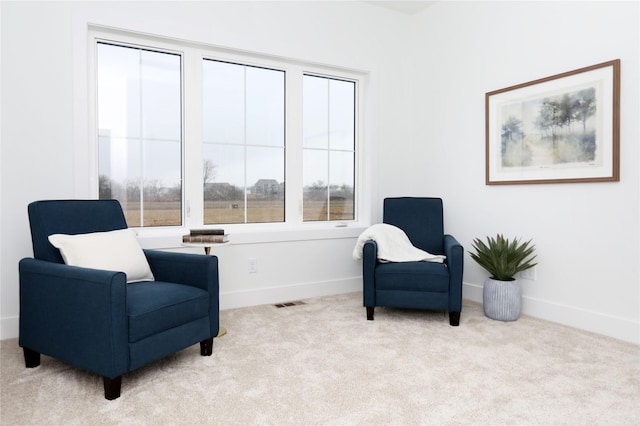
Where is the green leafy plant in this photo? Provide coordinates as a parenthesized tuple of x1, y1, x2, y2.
(469, 234, 537, 281)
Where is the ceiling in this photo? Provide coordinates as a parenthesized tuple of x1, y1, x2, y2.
(364, 1, 436, 15)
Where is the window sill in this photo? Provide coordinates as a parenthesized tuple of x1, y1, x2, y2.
(135, 223, 368, 250)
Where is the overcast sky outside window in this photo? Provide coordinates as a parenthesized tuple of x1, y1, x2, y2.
(98, 43, 354, 190)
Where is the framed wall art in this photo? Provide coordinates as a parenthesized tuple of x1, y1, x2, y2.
(485, 59, 620, 185)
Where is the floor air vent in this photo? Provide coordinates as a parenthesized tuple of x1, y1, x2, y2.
(274, 301, 306, 308)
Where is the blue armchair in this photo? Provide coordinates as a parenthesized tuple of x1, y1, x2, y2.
(362, 197, 463, 326)
(19, 200, 219, 399)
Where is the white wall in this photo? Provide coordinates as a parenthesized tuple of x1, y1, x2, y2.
(0, 1, 414, 339)
(2, 1, 638, 344)
(402, 1, 639, 343)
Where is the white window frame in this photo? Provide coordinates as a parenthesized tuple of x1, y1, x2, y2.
(86, 25, 370, 247)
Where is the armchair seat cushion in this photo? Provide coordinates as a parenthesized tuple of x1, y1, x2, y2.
(127, 281, 210, 343)
(375, 261, 449, 293)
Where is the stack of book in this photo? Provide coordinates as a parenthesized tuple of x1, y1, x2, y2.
(182, 229, 229, 244)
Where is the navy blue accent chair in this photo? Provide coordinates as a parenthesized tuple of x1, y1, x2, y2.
(19, 200, 219, 400)
(362, 197, 463, 326)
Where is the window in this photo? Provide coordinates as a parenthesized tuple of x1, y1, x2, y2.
(97, 42, 182, 227)
(202, 60, 285, 224)
(93, 30, 361, 231)
(303, 75, 355, 221)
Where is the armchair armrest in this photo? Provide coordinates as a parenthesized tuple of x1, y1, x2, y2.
(143, 250, 218, 292)
(443, 234, 464, 311)
(362, 240, 378, 307)
(143, 250, 219, 337)
(18, 258, 128, 378)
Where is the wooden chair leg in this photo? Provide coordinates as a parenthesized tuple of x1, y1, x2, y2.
(200, 337, 214, 356)
(449, 311, 461, 326)
(103, 376, 122, 400)
(366, 306, 374, 321)
(23, 347, 40, 368)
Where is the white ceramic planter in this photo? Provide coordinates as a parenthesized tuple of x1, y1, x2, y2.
(483, 277, 522, 321)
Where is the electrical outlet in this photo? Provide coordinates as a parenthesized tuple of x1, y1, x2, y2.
(521, 266, 536, 280)
(248, 258, 257, 273)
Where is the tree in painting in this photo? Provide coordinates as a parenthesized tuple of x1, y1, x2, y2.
(501, 87, 597, 168)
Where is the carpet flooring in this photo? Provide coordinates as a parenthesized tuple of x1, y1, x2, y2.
(1, 292, 638, 425)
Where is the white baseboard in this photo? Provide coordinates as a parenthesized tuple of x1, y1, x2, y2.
(1, 316, 19, 340)
(463, 282, 640, 344)
(220, 277, 362, 310)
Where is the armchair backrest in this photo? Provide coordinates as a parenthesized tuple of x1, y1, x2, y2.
(28, 200, 128, 264)
(383, 197, 444, 255)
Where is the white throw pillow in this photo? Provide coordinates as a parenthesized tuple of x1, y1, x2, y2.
(48, 229, 154, 283)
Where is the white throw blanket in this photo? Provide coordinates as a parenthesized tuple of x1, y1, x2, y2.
(352, 223, 446, 263)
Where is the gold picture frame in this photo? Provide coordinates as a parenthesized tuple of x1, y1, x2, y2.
(485, 60, 620, 185)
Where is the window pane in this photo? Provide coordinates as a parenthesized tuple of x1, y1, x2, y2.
(303, 75, 329, 149)
(247, 146, 284, 223)
(203, 144, 245, 224)
(97, 44, 141, 138)
(142, 140, 182, 226)
(246, 67, 285, 147)
(97, 43, 182, 227)
(141, 51, 182, 141)
(202, 60, 244, 144)
(203, 59, 285, 224)
(303, 150, 328, 221)
(329, 151, 354, 220)
(303, 75, 355, 222)
(98, 134, 142, 226)
(329, 80, 355, 151)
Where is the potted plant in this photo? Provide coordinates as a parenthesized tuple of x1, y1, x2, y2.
(469, 234, 537, 321)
